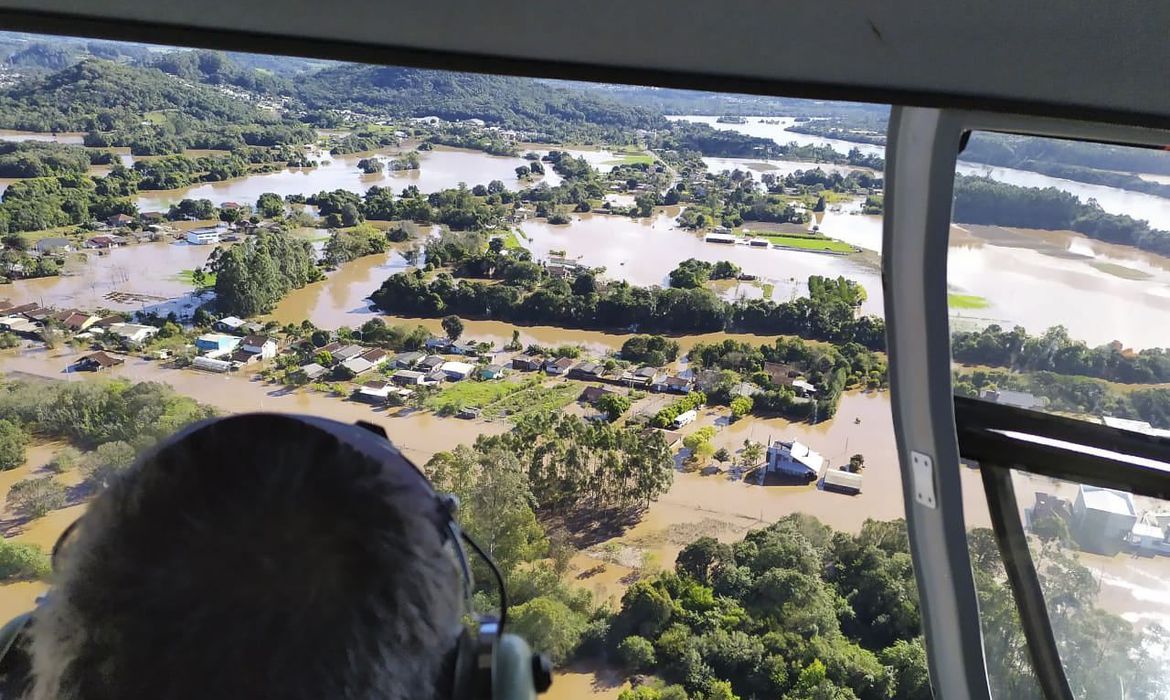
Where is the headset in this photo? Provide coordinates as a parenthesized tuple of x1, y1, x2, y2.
(0, 413, 553, 700)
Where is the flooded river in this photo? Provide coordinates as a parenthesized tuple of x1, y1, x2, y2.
(0, 129, 85, 145)
(133, 145, 558, 211)
(665, 116, 886, 158)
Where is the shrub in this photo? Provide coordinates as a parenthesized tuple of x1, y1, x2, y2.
(7, 476, 67, 518)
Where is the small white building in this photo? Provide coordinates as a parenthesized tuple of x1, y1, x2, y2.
(1128, 521, 1170, 555)
(106, 323, 159, 344)
(186, 226, 225, 245)
(823, 469, 863, 495)
(440, 361, 476, 381)
(342, 357, 375, 376)
(240, 334, 277, 360)
(766, 440, 825, 479)
(392, 370, 427, 386)
(299, 362, 328, 380)
(978, 388, 1046, 410)
(214, 316, 247, 333)
(192, 356, 232, 373)
(1101, 416, 1170, 439)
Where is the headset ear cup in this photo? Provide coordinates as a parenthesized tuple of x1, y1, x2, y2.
(492, 634, 540, 700)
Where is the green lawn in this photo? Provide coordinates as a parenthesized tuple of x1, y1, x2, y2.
(173, 269, 217, 287)
(948, 293, 990, 309)
(14, 226, 79, 244)
(753, 234, 856, 253)
(426, 378, 532, 415)
(761, 283, 775, 299)
(605, 151, 655, 166)
(499, 229, 526, 250)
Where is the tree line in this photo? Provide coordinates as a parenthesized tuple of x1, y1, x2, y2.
(371, 268, 885, 350)
(952, 174, 1170, 256)
(951, 323, 1170, 384)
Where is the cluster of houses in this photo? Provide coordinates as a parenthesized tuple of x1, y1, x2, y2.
(189, 317, 279, 372)
(1029, 486, 1170, 557)
(0, 300, 137, 342)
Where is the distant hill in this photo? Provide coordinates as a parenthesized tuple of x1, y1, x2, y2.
(556, 82, 890, 118)
(0, 34, 154, 72)
(296, 65, 666, 139)
(0, 59, 271, 132)
(150, 50, 294, 96)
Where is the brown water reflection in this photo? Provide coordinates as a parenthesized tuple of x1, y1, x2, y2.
(133, 146, 557, 211)
(8, 241, 215, 316)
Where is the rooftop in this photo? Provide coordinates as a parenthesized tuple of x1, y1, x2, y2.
(1080, 485, 1135, 516)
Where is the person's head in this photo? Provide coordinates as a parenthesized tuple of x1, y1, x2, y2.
(29, 413, 464, 700)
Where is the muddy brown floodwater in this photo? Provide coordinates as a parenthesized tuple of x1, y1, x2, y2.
(132, 145, 561, 211)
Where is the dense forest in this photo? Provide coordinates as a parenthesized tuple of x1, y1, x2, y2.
(370, 267, 886, 351)
(952, 174, 1170, 256)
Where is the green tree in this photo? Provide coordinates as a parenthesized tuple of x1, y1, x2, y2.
(7, 476, 67, 518)
(729, 395, 753, 420)
(617, 635, 657, 673)
(0, 419, 27, 470)
(682, 427, 716, 464)
(83, 440, 137, 488)
(508, 596, 586, 664)
(675, 537, 731, 586)
(596, 392, 632, 422)
(713, 447, 731, 466)
(0, 540, 50, 582)
(48, 446, 81, 473)
(256, 191, 285, 218)
(615, 580, 674, 639)
(879, 639, 932, 700)
(441, 314, 465, 341)
(740, 440, 764, 469)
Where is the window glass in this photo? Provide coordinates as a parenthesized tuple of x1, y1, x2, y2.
(0, 31, 917, 700)
(950, 132, 1170, 697)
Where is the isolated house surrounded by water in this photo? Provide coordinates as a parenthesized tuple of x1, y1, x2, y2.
(187, 226, 224, 245)
(766, 440, 824, 479)
(1072, 485, 1136, 555)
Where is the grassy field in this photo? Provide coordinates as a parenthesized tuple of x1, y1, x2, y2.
(14, 226, 79, 244)
(1090, 260, 1153, 280)
(426, 378, 531, 414)
(173, 269, 217, 287)
(497, 229, 526, 250)
(947, 293, 990, 309)
(481, 381, 581, 422)
(605, 151, 655, 166)
(753, 233, 856, 253)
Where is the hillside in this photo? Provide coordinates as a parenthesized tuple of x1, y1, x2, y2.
(150, 50, 294, 96)
(296, 65, 665, 140)
(0, 58, 275, 133)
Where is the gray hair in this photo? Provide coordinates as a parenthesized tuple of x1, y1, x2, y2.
(29, 414, 463, 700)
